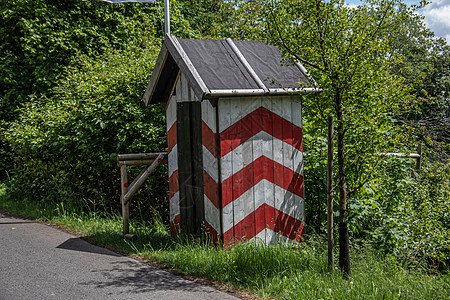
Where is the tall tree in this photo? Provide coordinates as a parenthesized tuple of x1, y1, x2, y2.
(240, 0, 409, 277)
(389, 4, 450, 160)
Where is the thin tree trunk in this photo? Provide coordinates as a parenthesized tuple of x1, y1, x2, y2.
(327, 116, 334, 273)
(335, 90, 351, 278)
(317, 184, 321, 233)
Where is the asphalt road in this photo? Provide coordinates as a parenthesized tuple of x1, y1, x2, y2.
(0, 210, 241, 300)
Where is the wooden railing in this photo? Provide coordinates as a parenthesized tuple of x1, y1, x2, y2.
(117, 152, 168, 237)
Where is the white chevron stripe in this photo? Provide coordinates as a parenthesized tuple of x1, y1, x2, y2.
(220, 132, 304, 180)
(204, 195, 221, 233)
(222, 180, 304, 233)
(218, 97, 259, 131)
(201, 100, 217, 134)
(252, 229, 298, 244)
(218, 96, 302, 131)
(274, 184, 305, 223)
(202, 146, 219, 183)
(166, 96, 177, 130)
(168, 144, 178, 178)
(169, 191, 180, 222)
(291, 97, 302, 128)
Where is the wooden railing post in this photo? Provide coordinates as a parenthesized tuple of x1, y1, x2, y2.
(416, 143, 422, 170)
(120, 164, 130, 235)
(117, 151, 168, 237)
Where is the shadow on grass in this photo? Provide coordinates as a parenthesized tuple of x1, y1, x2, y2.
(80, 228, 180, 256)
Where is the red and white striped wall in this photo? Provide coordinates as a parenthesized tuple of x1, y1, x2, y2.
(167, 91, 304, 245)
(167, 95, 180, 235)
(218, 96, 305, 244)
(201, 100, 221, 243)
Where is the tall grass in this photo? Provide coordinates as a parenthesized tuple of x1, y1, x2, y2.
(1, 183, 449, 299)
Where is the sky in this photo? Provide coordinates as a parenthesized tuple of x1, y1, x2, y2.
(345, 0, 450, 43)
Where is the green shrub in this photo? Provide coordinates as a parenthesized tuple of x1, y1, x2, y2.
(5, 42, 169, 221)
(349, 156, 450, 272)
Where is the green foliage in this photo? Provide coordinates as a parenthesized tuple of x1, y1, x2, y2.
(178, 0, 236, 38)
(389, 5, 450, 159)
(237, 0, 450, 272)
(0, 0, 239, 179)
(0, 0, 233, 121)
(243, 0, 409, 162)
(1, 0, 153, 178)
(349, 157, 450, 272)
(0, 0, 161, 120)
(4, 42, 168, 219)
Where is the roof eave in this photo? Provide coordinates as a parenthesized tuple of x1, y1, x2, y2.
(143, 35, 322, 105)
(142, 44, 169, 106)
(204, 87, 322, 99)
(164, 34, 209, 101)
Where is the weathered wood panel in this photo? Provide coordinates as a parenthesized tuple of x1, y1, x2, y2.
(167, 97, 180, 235)
(191, 101, 205, 236)
(175, 74, 205, 236)
(219, 95, 305, 244)
(201, 100, 220, 243)
(219, 98, 234, 244)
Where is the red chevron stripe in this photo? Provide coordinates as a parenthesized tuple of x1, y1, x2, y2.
(167, 121, 177, 154)
(221, 156, 304, 207)
(202, 121, 217, 158)
(169, 169, 179, 199)
(170, 214, 181, 236)
(203, 170, 219, 209)
(205, 220, 220, 244)
(222, 204, 304, 243)
(223, 227, 234, 245)
(220, 107, 302, 157)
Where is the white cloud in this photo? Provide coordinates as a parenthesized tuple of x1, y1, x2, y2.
(421, 0, 450, 42)
(343, 2, 358, 9)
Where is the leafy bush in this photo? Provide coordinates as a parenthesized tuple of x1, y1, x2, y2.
(349, 155, 450, 272)
(0, 0, 165, 120)
(5, 42, 169, 221)
(0, 0, 196, 179)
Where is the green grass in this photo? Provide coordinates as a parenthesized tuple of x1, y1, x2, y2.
(1, 184, 449, 299)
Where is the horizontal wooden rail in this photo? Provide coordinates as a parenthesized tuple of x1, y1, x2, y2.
(117, 151, 168, 236)
(117, 158, 168, 166)
(117, 152, 168, 161)
(122, 153, 166, 205)
(377, 153, 421, 158)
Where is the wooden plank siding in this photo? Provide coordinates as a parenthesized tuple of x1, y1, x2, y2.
(201, 100, 221, 243)
(167, 87, 304, 244)
(218, 95, 305, 244)
(176, 74, 205, 236)
(167, 95, 180, 235)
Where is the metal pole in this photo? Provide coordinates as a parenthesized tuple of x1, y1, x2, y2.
(164, 0, 170, 35)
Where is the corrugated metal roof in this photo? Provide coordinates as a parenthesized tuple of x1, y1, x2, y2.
(143, 35, 320, 105)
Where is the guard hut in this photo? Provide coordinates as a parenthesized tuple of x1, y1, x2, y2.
(143, 35, 320, 244)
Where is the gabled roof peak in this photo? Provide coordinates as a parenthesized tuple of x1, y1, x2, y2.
(143, 35, 320, 105)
